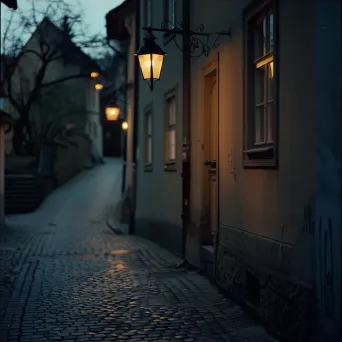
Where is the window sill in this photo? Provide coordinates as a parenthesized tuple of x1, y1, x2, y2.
(164, 160, 177, 172)
(144, 163, 153, 172)
(243, 145, 277, 168)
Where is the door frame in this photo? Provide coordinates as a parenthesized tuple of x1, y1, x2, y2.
(200, 56, 219, 247)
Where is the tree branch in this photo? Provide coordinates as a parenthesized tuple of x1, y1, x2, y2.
(40, 73, 90, 88)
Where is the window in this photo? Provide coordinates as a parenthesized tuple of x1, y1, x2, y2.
(144, 0, 152, 27)
(144, 106, 153, 170)
(244, 0, 277, 167)
(164, 90, 176, 170)
(164, 0, 175, 28)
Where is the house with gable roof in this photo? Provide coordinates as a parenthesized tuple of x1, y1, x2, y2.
(1, 16, 106, 212)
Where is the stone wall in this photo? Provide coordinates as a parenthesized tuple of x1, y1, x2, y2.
(215, 235, 313, 342)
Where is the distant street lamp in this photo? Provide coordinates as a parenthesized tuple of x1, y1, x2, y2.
(95, 83, 103, 90)
(135, 28, 167, 92)
(136, 24, 231, 92)
(90, 71, 100, 78)
(105, 101, 120, 121)
(121, 121, 128, 131)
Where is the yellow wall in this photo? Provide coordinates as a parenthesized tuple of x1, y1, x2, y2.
(188, 0, 315, 283)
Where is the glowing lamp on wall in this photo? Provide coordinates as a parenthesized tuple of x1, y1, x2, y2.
(135, 29, 167, 92)
(122, 121, 128, 131)
(105, 101, 120, 121)
(95, 83, 103, 90)
(90, 71, 99, 78)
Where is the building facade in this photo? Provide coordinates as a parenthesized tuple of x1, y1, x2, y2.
(132, 0, 341, 341)
(2, 18, 103, 159)
(0, 106, 12, 229)
(106, 0, 140, 226)
(135, 0, 185, 256)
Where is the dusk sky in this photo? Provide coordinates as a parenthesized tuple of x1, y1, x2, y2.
(1, 0, 124, 38)
(76, 0, 124, 35)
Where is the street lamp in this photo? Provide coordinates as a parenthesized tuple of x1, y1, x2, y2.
(122, 121, 128, 131)
(136, 23, 231, 92)
(90, 71, 100, 78)
(95, 83, 103, 90)
(135, 28, 167, 92)
(105, 101, 120, 121)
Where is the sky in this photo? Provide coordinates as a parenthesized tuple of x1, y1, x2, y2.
(0, 0, 124, 39)
(76, 0, 124, 36)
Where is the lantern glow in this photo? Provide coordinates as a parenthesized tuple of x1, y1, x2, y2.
(105, 102, 120, 121)
(135, 29, 167, 91)
(95, 83, 103, 90)
(90, 71, 99, 78)
(122, 121, 128, 131)
(137, 54, 164, 81)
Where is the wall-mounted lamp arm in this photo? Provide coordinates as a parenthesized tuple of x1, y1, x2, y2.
(141, 22, 231, 58)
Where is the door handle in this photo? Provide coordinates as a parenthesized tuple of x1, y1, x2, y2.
(204, 160, 217, 169)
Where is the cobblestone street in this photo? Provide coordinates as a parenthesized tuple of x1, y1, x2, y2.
(0, 159, 276, 342)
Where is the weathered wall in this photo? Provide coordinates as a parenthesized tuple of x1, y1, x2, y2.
(0, 120, 5, 230)
(313, 0, 341, 340)
(188, 0, 316, 340)
(31, 77, 89, 138)
(135, 0, 183, 255)
(53, 134, 91, 185)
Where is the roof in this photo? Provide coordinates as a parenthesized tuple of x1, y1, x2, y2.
(106, 0, 137, 41)
(36, 17, 102, 74)
(1, 0, 17, 10)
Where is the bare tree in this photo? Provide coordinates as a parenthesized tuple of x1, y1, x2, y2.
(0, 0, 113, 155)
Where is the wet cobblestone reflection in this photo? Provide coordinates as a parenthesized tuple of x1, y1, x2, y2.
(0, 160, 276, 341)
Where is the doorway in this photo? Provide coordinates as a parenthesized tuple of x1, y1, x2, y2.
(202, 64, 218, 246)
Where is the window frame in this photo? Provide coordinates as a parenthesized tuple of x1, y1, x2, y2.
(164, 88, 177, 172)
(243, 0, 278, 168)
(144, 104, 153, 172)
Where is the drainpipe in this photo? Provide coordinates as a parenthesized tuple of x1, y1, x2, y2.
(129, 0, 140, 235)
(213, 52, 220, 282)
(121, 30, 130, 195)
(181, 0, 191, 259)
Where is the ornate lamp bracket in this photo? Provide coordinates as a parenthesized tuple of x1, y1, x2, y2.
(141, 22, 231, 58)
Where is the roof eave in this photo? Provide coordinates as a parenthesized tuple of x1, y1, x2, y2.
(105, 0, 137, 41)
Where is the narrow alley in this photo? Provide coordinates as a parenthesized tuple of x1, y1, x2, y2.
(0, 160, 275, 342)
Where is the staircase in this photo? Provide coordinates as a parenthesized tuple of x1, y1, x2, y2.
(5, 174, 43, 214)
